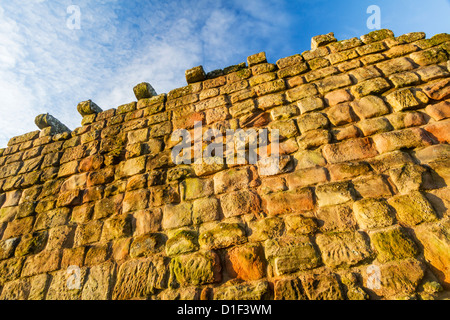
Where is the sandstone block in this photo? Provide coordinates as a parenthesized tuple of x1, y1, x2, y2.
(220, 189, 261, 218)
(225, 243, 266, 281)
(102, 214, 132, 241)
(422, 78, 450, 100)
(185, 66, 206, 84)
(352, 174, 392, 198)
(316, 231, 372, 268)
(74, 220, 103, 246)
(316, 74, 353, 95)
(285, 167, 328, 189)
(262, 188, 314, 216)
(315, 203, 356, 232)
(324, 89, 352, 106)
(192, 197, 220, 225)
(351, 77, 391, 99)
(296, 129, 331, 149)
(297, 96, 325, 114)
(256, 92, 285, 110)
(181, 178, 214, 201)
(388, 191, 438, 226)
(315, 181, 354, 207)
(247, 52, 267, 67)
(270, 104, 298, 121)
(360, 29, 394, 44)
(322, 137, 378, 164)
(423, 119, 450, 143)
(296, 112, 329, 133)
(369, 225, 418, 263)
(199, 222, 246, 250)
(113, 256, 168, 299)
(286, 83, 318, 102)
(311, 32, 336, 50)
(302, 273, 344, 300)
(372, 127, 433, 154)
(264, 236, 321, 274)
(213, 280, 269, 300)
(409, 47, 448, 66)
(414, 219, 450, 289)
(353, 198, 395, 229)
(130, 233, 165, 258)
(254, 79, 286, 96)
(162, 202, 192, 230)
(165, 230, 198, 256)
(22, 250, 60, 277)
(425, 101, 450, 121)
(274, 277, 308, 300)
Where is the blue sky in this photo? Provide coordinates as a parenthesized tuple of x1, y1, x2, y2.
(0, 0, 449, 147)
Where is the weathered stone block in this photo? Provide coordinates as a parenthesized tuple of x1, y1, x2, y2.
(247, 52, 267, 67)
(327, 103, 356, 126)
(296, 112, 329, 133)
(353, 198, 395, 229)
(162, 202, 192, 230)
(388, 163, 427, 194)
(353, 174, 392, 198)
(225, 243, 265, 281)
(133, 82, 157, 100)
(262, 188, 314, 215)
(316, 181, 354, 207)
(388, 191, 438, 226)
(316, 231, 372, 268)
(316, 203, 356, 232)
(220, 189, 261, 218)
(181, 178, 214, 201)
(423, 119, 450, 143)
(166, 230, 198, 256)
(130, 233, 165, 258)
(286, 83, 318, 102)
(22, 250, 60, 277)
(372, 127, 433, 154)
(213, 280, 269, 300)
(297, 96, 325, 114)
(247, 217, 284, 242)
(274, 277, 308, 300)
(414, 219, 450, 289)
(410, 47, 448, 66)
(264, 236, 321, 275)
(422, 78, 450, 100)
(316, 74, 353, 94)
(170, 250, 221, 287)
(322, 137, 378, 164)
(425, 101, 450, 121)
(296, 129, 330, 149)
(311, 32, 336, 50)
(369, 225, 418, 263)
(113, 256, 168, 299)
(324, 89, 352, 106)
(199, 222, 246, 250)
(351, 77, 391, 99)
(185, 66, 206, 84)
(360, 29, 394, 44)
(285, 167, 328, 189)
(74, 220, 103, 246)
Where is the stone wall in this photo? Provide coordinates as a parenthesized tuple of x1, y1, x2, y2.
(0, 29, 449, 300)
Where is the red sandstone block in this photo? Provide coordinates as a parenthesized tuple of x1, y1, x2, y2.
(324, 89, 352, 106)
(423, 120, 450, 143)
(322, 137, 378, 164)
(262, 188, 314, 216)
(425, 100, 450, 121)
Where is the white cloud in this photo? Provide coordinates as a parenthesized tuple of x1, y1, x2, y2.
(0, 0, 306, 147)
